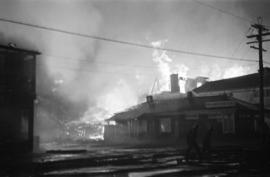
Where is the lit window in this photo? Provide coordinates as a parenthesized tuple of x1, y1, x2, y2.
(160, 118, 171, 133)
(108, 121, 116, 125)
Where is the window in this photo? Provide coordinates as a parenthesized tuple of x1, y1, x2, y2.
(222, 114, 235, 134)
(160, 118, 171, 133)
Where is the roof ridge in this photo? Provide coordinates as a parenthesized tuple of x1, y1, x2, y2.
(194, 72, 270, 93)
(208, 73, 258, 83)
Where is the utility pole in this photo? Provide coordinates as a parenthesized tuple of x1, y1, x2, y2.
(247, 18, 270, 135)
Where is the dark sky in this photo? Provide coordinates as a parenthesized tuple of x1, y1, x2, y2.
(0, 0, 270, 140)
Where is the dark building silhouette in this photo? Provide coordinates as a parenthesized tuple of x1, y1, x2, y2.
(0, 45, 40, 153)
(193, 68, 270, 105)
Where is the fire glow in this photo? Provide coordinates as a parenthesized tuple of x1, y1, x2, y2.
(151, 40, 189, 93)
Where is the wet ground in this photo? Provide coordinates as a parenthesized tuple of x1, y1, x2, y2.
(1, 143, 270, 177)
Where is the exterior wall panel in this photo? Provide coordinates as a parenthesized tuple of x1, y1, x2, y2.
(0, 48, 38, 153)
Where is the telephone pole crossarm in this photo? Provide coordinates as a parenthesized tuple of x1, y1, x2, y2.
(247, 39, 270, 44)
(250, 46, 267, 52)
(247, 32, 270, 38)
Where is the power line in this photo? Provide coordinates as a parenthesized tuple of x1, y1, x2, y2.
(263, 60, 270, 65)
(42, 54, 156, 70)
(192, 0, 270, 29)
(0, 17, 262, 64)
(43, 52, 270, 70)
(231, 28, 252, 57)
(192, 0, 254, 23)
(39, 54, 270, 76)
(230, 28, 270, 65)
(36, 63, 155, 76)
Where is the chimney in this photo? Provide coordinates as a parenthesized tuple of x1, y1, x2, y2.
(146, 95, 155, 109)
(170, 74, 180, 93)
(146, 95, 154, 104)
(187, 91, 194, 105)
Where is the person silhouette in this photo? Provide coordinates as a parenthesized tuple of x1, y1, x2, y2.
(202, 125, 214, 160)
(185, 124, 201, 162)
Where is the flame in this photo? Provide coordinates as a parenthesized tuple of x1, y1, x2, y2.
(151, 40, 189, 93)
(96, 79, 138, 116)
(74, 79, 139, 140)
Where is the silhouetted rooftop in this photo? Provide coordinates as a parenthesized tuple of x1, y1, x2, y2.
(0, 44, 41, 55)
(193, 70, 270, 93)
(108, 95, 263, 122)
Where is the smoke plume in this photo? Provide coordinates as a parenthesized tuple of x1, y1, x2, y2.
(0, 0, 269, 146)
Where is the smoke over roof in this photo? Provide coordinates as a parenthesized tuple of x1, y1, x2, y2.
(0, 0, 269, 143)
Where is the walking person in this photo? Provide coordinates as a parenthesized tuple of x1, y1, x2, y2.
(185, 124, 201, 162)
(202, 125, 214, 161)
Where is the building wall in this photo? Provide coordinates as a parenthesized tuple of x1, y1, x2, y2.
(104, 110, 258, 145)
(0, 51, 36, 153)
(234, 111, 257, 137)
(0, 108, 33, 152)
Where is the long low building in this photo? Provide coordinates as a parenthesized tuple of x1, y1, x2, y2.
(104, 94, 269, 145)
(104, 72, 270, 146)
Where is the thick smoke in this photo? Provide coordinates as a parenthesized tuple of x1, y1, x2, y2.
(151, 40, 189, 93)
(0, 0, 106, 144)
(0, 0, 269, 147)
(0, 1, 147, 144)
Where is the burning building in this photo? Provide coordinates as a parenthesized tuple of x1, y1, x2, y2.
(185, 76, 208, 92)
(0, 44, 40, 153)
(104, 72, 270, 146)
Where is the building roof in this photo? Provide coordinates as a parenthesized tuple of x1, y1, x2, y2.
(193, 70, 270, 93)
(109, 70, 270, 122)
(108, 94, 270, 122)
(0, 44, 41, 55)
(108, 95, 239, 122)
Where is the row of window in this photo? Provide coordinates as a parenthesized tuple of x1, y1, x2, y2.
(141, 115, 234, 134)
